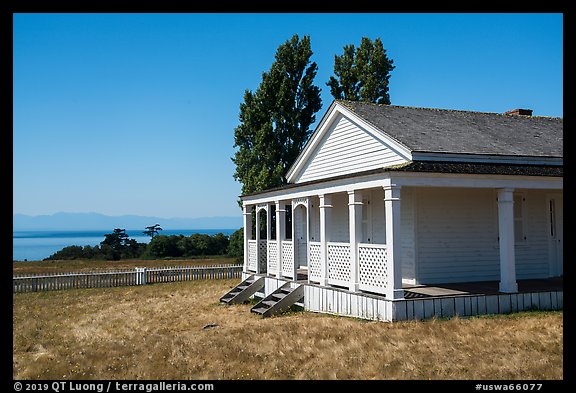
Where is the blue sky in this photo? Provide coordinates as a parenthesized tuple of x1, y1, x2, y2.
(13, 13, 563, 219)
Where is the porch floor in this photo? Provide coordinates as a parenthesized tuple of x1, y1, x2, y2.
(402, 276, 563, 299)
(287, 269, 562, 299)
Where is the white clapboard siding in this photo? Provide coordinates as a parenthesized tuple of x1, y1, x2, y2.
(400, 187, 417, 282)
(309, 196, 320, 242)
(330, 193, 350, 243)
(369, 187, 386, 244)
(513, 189, 550, 279)
(416, 188, 500, 284)
(415, 188, 553, 284)
(296, 115, 408, 183)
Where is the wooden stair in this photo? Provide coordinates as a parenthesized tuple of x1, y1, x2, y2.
(250, 283, 304, 318)
(219, 275, 264, 305)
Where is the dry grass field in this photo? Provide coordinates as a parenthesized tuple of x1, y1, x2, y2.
(13, 278, 563, 380)
(12, 257, 238, 275)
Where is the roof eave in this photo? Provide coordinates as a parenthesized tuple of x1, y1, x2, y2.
(241, 160, 563, 201)
(411, 151, 563, 165)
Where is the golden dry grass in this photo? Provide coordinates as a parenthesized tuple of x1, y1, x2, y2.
(13, 257, 238, 275)
(13, 278, 563, 380)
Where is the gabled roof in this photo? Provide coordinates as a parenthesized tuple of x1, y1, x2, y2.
(339, 100, 563, 157)
(286, 100, 563, 184)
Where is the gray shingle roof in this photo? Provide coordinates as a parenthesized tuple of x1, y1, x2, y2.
(241, 161, 562, 198)
(339, 100, 563, 158)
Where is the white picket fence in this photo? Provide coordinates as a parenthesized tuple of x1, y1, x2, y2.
(13, 264, 243, 293)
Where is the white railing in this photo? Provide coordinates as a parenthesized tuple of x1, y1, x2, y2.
(281, 240, 294, 278)
(13, 265, 243, 293)
(248, 240, 257, 271)
(267, 241, 278, 274)
(358, 243, 388, 295)
(308, 241, 322, 283)
(327, 242, 351, 287)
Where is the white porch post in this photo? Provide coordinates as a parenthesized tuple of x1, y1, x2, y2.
(243, 205, 252, 273)
(497, 188, 518, 293)
(291, 201, 298, 279)
(319, 194, 332, 286)
(384, 184, 404, 300)
(348, 190, 362, 292)
(275, 200, 286, 279)
(305, 199, 311, 283)
(266, 202, 273, 276)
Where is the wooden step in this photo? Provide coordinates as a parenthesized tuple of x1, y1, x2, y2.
(250, 283, 304, 318)
(219, 276, 264, 305)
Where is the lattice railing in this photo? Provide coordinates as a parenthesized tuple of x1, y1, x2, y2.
(267, 241, 278, 274)
(327, 242, 351, 286)
(247, 240, 257, 272)
(358, 243, 388, 295)
(281, 241, 294, 278)
(308, 241, 322, 283)
(259, 240, 267, 272)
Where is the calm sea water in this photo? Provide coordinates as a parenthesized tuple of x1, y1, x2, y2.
(12, 229, 237, 261)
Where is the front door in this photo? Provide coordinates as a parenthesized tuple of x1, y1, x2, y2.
(547, 194, 563, 277)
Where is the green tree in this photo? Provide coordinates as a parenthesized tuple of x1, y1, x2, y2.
(44, 245, 85, 260)
(189, 233, 212, 256)
(100, 228, 131, 260)
(227, 228, 244, 261)
(232, 34, 322, 202)
(146, 235, 183, 258)
(211, 233, 229, 255)
(177, 236, 198, 256)
(143, 224, 163, 239)
(327, 37, 395, 104)
(100, 228, 145, 260)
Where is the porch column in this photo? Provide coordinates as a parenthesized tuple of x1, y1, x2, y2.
(348, 190, 363, 292)
(275, 200, 286, 279)
(266, 202, 273, 276)
(497, 188, 518, 293)
(242, 204, 252, 273)
(255, 205, 262, 274)
(319, 194, 332, 286)
(384, 184, 404, 300)
(290, 200, 298, 279)
(305, 199, 311, 283)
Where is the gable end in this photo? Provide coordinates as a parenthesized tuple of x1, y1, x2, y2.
(290, 106, 411, 184)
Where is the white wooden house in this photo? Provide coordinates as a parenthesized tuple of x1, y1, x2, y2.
(223, 100, 563, 321)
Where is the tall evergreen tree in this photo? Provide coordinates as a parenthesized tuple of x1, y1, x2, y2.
(327, 37, 395, 104)
(232, 34, 322, 202)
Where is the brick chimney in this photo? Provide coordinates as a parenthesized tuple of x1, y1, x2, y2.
(504, 108, 533, 116)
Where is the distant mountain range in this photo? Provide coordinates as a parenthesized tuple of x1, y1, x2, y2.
(13, 212, 243, 231)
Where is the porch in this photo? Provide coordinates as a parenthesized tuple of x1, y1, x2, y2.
(244, 272, 563, 322)
(244, 184, 406, 300)
(402, 276, 563, 299)
(252, 269, 562, 299)
(242, 180, 563, 301)
(247, 238, 393, 294)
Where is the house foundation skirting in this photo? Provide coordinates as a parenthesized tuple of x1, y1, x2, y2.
(242, 273, 563, 322)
